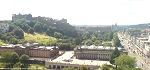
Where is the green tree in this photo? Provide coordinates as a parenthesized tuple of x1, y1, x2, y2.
(13, 62, 21, 70)
(91, 35, 97, 42)
(19, 54, 29, 64)
(115, 54, 136, 70)
(13, 28, 24, 39)
(9, 38, 18, 44)
(0, 51, 19, 68)
(28, 28, 34, 34)
(34, 22, 44, 33)
(110, 47, 120, 65)
(94, 40, 102, 46)
(0, 40, 5, 45)
(19, 54, 29, 68)
(54, 32, 63, 38)
(103, 32, 113, 41)
(75, 38, 82, 45)
(11, 52, 19, 64)
(80, 66, 88, 70)
(82, 32, 90, 40)
(84, 39, 93, 46)
(101, 64, 114, 70)
(112, 33, 120, 47)
(103, 42, 112, 47)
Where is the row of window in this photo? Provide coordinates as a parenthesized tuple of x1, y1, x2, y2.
(76, 53, 110, 60)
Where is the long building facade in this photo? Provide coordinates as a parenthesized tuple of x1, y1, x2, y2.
(74, 45, 126, 61)
(0, 44, 59, 58)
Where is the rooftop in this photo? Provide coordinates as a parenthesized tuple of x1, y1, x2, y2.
(77, 45, 123, 50)
(0, 44, 58, 50)
(48, 51, 110, 66)
(138, 37, 148, 40)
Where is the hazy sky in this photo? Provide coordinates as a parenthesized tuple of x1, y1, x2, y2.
(0, 0, 150, 25)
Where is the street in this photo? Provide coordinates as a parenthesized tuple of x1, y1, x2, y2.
(118, 33, 150, 70)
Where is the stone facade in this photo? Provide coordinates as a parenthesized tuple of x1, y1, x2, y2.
(118, 30, 150, 67)
(45, 62, 99, 70)
(0, 45, 59, 58)
(74, 46, 125, 61)
(75, 48, 113, 61)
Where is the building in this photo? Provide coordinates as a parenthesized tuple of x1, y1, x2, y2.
(0, 21, 9, 34)
(0, 44, 59, 58)
(118, 30, 150, 67)
(74, 45, 125, 61)
(45, 51, 110, 70)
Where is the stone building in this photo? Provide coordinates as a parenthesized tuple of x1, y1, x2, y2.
(119, 30, 150, 65)
(74, 45, 125, 61)
(45, 51, 110, 70)
(0, 44, 59, 58)
(46, 62, 100, 70)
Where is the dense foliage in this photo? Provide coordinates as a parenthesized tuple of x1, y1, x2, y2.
(112, 33, 121, 47)
(115, 54, 140, 70)
(0, 14, 78, 45)
(101, 64, 114, 70)
(102, 54, 143, 70)
(12, 14, 78, 38)
(110, 47, 120, 64)
(80, 31, 114, 46)
(0, 40, 5, 45)
(0, 51, 29, 68)
(0, 14, 116, 50)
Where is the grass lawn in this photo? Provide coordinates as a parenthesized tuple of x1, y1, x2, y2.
(24, 33, 57, 45)
(28, 64, 46, 70)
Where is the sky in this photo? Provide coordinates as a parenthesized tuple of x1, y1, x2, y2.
(0, 0, 150, 25)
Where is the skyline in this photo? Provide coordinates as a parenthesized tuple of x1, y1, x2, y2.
(0, 0, 150, 25)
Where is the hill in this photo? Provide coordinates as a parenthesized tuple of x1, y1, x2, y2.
(11, 14, 78, 38)
(0, 14, 79, 47)
(24, 33, 57, 45)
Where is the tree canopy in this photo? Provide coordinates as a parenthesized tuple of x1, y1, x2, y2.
(0, 51, 30, 69)
(112, 33, 121, 47)
(115, 54, 138, 70)
(110, 47, 120, 64)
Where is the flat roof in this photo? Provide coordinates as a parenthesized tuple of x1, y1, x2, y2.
(142, 41, 150, 43)
(79, 45, 123, 50)
(48, 51, 110, 66)
(81, 45, 114, 49)
(0, 44, 58, 50)
(138, 38, 148, 40)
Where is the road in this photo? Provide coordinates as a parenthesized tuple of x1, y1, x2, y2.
(118, 32, 150, 70)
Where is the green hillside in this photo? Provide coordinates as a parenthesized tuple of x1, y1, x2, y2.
(24, 33, 57, 45)
(0, 40, 5, 45)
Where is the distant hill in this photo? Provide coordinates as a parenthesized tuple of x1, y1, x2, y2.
(11, 14, 78, 38)
(128, 23, 150, 29)
(74, 25, 113, 33)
